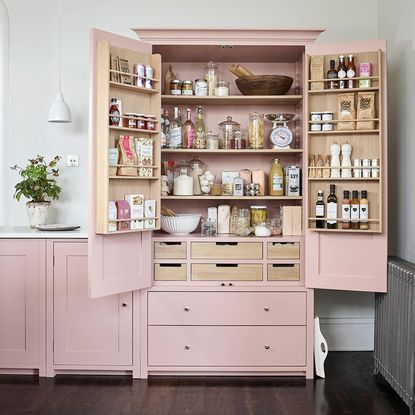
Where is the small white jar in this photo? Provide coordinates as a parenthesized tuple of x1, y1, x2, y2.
(321, 111, 334, 121)
(310, 112, 322, 121)
(310, 123, 322, 131)
(322, 123, 333, 131)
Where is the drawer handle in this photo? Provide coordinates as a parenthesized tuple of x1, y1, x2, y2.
(184, 306, 190, 312)
(216, 242, 238, 246)
(272, 242, 294, 246)
(184, 345, 190, 350)
(121, 303, 128, 308)
(272, 264, 295, 268)
(264, 306, 270, 312)
(264, 345, 270, 350)
(216, 264, 238, 268)
(228, 282, 233, 287)
(159, 263, 182, 267)
(161, 242, 182, 246)
(221, 283, 226, 287)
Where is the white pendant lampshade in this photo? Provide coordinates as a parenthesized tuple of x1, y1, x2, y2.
(48, 0, 71, 123)
(48, 92, 71, 123)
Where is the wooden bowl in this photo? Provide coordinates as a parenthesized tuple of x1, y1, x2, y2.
(235, 75, 294, 96)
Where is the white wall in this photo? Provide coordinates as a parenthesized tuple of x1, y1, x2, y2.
(3, 0, 379, 350)
(378, 0, 415, 264)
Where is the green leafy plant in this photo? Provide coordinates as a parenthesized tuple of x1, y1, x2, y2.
(11, 155, 62, 202)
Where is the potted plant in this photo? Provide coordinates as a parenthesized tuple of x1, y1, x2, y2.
(11, 155, 62, 228)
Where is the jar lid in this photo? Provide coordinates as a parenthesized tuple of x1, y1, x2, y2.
(219, 116, 240, 127)
(321, 111, 334, 114)
(310, 111, 322, 115)
(182, 80, 193, 85)
(146, 115, 156, 118)
(137, 113, 146, 117)
(171, 79, 182, 84)
(195, 78, 207, 83)
(250, 205, 267, 209)
(124, 112, 136, 116)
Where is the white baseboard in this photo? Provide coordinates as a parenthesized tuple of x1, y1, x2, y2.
(319, 317, 374, 351)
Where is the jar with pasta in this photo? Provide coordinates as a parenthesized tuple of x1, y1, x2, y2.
(204, 61, 219, 96)
(248, 112, 264, 149)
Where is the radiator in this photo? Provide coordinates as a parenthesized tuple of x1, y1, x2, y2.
(374, 256, 415, 415)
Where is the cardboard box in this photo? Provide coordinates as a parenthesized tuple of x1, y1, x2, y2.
(292, 206, 303, 236)
(282, 206, 293, 235)
(125, 194, 144, 219)
(108, 201, 117, 232)
(144, 200, 156, 218)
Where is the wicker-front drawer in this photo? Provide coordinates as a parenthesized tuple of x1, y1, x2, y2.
(267, 242, 300, 260)
(268, 264, 300, 281)
(154, 263, 187, 281)
(154, 242, 187, 259)
(191, 263, 263, 281)
(191, 242, 262, 260)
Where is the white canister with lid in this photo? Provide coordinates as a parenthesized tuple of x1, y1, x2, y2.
(321, 111, 334, 121)
(310, 112, 322, 121)
(322, 123, 333, 131)
(310, 123, 322, 131)
(353, 159, 362, 178)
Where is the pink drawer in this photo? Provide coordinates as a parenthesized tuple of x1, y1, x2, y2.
(148, 291, 306, 326)
(148, 325, 306, 367)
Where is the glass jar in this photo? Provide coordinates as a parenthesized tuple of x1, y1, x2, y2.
(193, 130, 207, 149)
(218, 116, 240, 149)
(136, 113, 146, 130)
(267, 218, 282, 235)
(173, 161, 194, 196)
(248, 112, 265, 149)
(145, 115, 156, 130)
(206, 131, 219, 149)
(254, 222, 272, 237)
(170, 79, 182, 95)
(234, 131, 246, 149)
(124, 113, 137, 129)
(181, 80, 193, 96)
(250, 206, 267, 226)
(215, 80, 230, 96)
(204, 61, 219, 96)
(188, 156, 205, 195)
(201, 218, 217, 236)
(195, 79, 208, 96)
(235, 209, 251, 236)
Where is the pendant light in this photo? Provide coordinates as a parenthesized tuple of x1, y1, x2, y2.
(48, 0, 71, 123)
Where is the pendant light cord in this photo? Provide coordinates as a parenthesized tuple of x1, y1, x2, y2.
(58, 0, 62, 93)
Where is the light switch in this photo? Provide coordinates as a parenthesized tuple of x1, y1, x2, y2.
(67, 154, 79, 167)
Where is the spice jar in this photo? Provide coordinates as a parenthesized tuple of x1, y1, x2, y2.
(215, 80, 230, 96)
(136, 114, 146, 130)
(173, 161, 194, 196)
(181, 80, 193, 96)
(211, 183, 222, 196)
(201, 218, 217, 236)
(267, 218, 282, 235)
(193, 130, 207, 149)
(170, 80, 182, 95)
(204, 61, 219, 96)
(234, 131, 247, 149)
(248, 112, 265, 149)
(206, 131, 219, 149)
(218, 116, 240, 149)
(254, 222, 272, 237)
(145, 115, 156, 130)
(250, 206, 267, 226)
(235, 209, 251, 236)
(124, 113, 137, 129)
(195, 79, 208, 96)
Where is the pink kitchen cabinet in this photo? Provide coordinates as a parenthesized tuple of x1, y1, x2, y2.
(0, 239, 46, 375)
(49, 241, 133, 375)
(88, 29, 388, 378)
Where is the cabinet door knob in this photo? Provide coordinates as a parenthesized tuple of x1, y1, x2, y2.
(264, 306, 270, 312)
(184, 306, 190, 312)
(184, 345, 190, 350)
(122, 303, 128, 308)
(264, 345, 270, 350)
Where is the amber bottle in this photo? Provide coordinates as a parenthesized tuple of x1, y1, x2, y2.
(350, 190, 360, 230)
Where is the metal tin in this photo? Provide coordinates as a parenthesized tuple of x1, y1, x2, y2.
(310, 123, 322, 131)
(321, 111, 334, 121)
(195, 79, 208, 96)
(181, 80, 193, 96)
(310, 112, 322, 121)
(322, 123, 333, 131)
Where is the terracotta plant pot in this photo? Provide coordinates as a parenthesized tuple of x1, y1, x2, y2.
(26, 201, 51, 228)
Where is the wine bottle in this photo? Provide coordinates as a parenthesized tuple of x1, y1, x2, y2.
(316, 190, 325, 229)
(170, 107, 182, 149)
(327, 184, 338, 229)
(183, 108, 195, 149)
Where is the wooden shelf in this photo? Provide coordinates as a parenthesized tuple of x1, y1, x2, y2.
(308, 87, 379, 94)
(109, 69, 159, 82)
(109, 81, 159, 94)
(308, 76, 379, 83)
(108, 228, 156, 235)
(161, 95, 303, 106)
(307, 177, 380, 181)
(109, 176, 159, 180)
(109, 126, 159, 134)
(308, 118, 379, 124)
(161, 148, 303, 154)
(109, 217, 158, 222)
(308, 228, 381, 234)
(308, 217, 379, 222)
(162, 196, 302, 200)
(308, 129, 380, 135)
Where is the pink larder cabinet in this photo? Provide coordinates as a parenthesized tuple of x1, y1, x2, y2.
(0, 239, 45, 370)
(53, 242, 132, 366)
(305, 40, 387, 293)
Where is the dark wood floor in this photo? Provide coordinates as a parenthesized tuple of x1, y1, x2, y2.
(0, 352, 409, 415)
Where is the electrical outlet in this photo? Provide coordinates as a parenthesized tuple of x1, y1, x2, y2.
(67, 154, 79, 167)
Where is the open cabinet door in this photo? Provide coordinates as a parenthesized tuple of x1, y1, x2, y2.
(305, 40, 387, 293)
(89, 29, 160, 298)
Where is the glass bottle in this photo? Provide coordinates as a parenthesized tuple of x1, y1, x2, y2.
(269, 159, 284, 196)
(193, 106, 207, 149)
(194, 106, 205, 135)
(248, 112, 265, 149)
(346, 54, 356, 89)
(337, 55, 347, 89)
(182, 108, 195, 149)
(109, 98, 121, 126)
(327, 184, 338, 229)
(204, 61, 219, 96)
(327, 59, 339, 89)
(315, 190, 325, 229)
(351, 190, 360, 230)
(342, 190, 351, 229)
(170, 106, 182, 149)
(359, 190, 369, 230)
(160, 108, 166, 148)
(163, 109, 171, 148)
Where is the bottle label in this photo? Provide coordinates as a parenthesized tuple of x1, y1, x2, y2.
(338, 69, 346, 79)
(187, 129, 195, 148)
(347, 69, 355, 78)
(272, 176, 283, 192)
(342, 204, 351, 222)
(327, 202, 337, 224)
(316, 205, 324, 217)
(170, 127, 182, 147)
(360, 204, 369, 222)
(351, 203, 360, 221)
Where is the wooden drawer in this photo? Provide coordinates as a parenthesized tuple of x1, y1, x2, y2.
(148, 291, 306, 326)
(191, 263, 262, 281)
(267, 242, 300, 260)
(154, 263, 187, 281)
(154, 242, 186, 259)
(268, 264, 300, 281)
(148, 326, 306, 367)
(191, 242, 262, 260)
